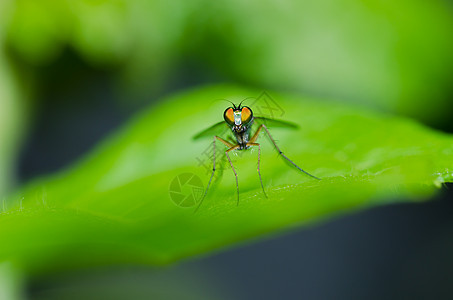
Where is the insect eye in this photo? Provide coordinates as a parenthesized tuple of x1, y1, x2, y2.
(224, 107, 235, 125)
(241, 106, 253, 123)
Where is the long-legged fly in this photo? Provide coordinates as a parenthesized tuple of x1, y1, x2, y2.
(193, 100, 320, 211)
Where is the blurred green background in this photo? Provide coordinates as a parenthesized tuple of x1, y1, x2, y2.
(1, 0, 453, 299)
(2, 0, 453, 193)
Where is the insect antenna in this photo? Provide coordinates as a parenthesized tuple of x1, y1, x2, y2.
(238, 97, 256, 109)
(214, 98, 237, 109)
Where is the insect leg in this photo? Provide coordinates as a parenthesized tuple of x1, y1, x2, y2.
(225, 145, 240, 205)
(252, 124, 321, 180)
(195, 136, 234, 213)
(247, 142, 268, 198)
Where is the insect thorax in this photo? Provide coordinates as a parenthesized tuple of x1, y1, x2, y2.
(232, 124, 252, 150)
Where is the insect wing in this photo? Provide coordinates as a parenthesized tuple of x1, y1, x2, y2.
(192, 121, 231, 140)
(253, 117, 299, 129)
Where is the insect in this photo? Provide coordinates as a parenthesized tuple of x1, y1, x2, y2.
(193, 100, 320, 211)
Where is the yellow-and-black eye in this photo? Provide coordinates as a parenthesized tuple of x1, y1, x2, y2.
(241, 106, 253, 124)
(224, 107, 235, 125)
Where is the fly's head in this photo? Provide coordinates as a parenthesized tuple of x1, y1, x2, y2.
(224, 103, 254, 133)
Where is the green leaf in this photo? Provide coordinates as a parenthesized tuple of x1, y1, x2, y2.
(2, 85, 453, 275)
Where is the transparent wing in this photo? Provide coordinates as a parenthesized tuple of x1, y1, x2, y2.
(193, 121, 231, 140)
(193, 117, 297, 140)
(253, 117, 299, 129)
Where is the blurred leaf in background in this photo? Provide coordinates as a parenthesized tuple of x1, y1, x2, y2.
(6, 0, 185, 92)
(5, 0, 453, 125)
(181, 0, 453, 126)
(0, 0, 26, 197)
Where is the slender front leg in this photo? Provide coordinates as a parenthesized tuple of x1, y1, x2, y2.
(225, 145, 240, 205)
(250, 124, 321, 180)
(195, 136, 235, 212)
(246, 142, 268, 198)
